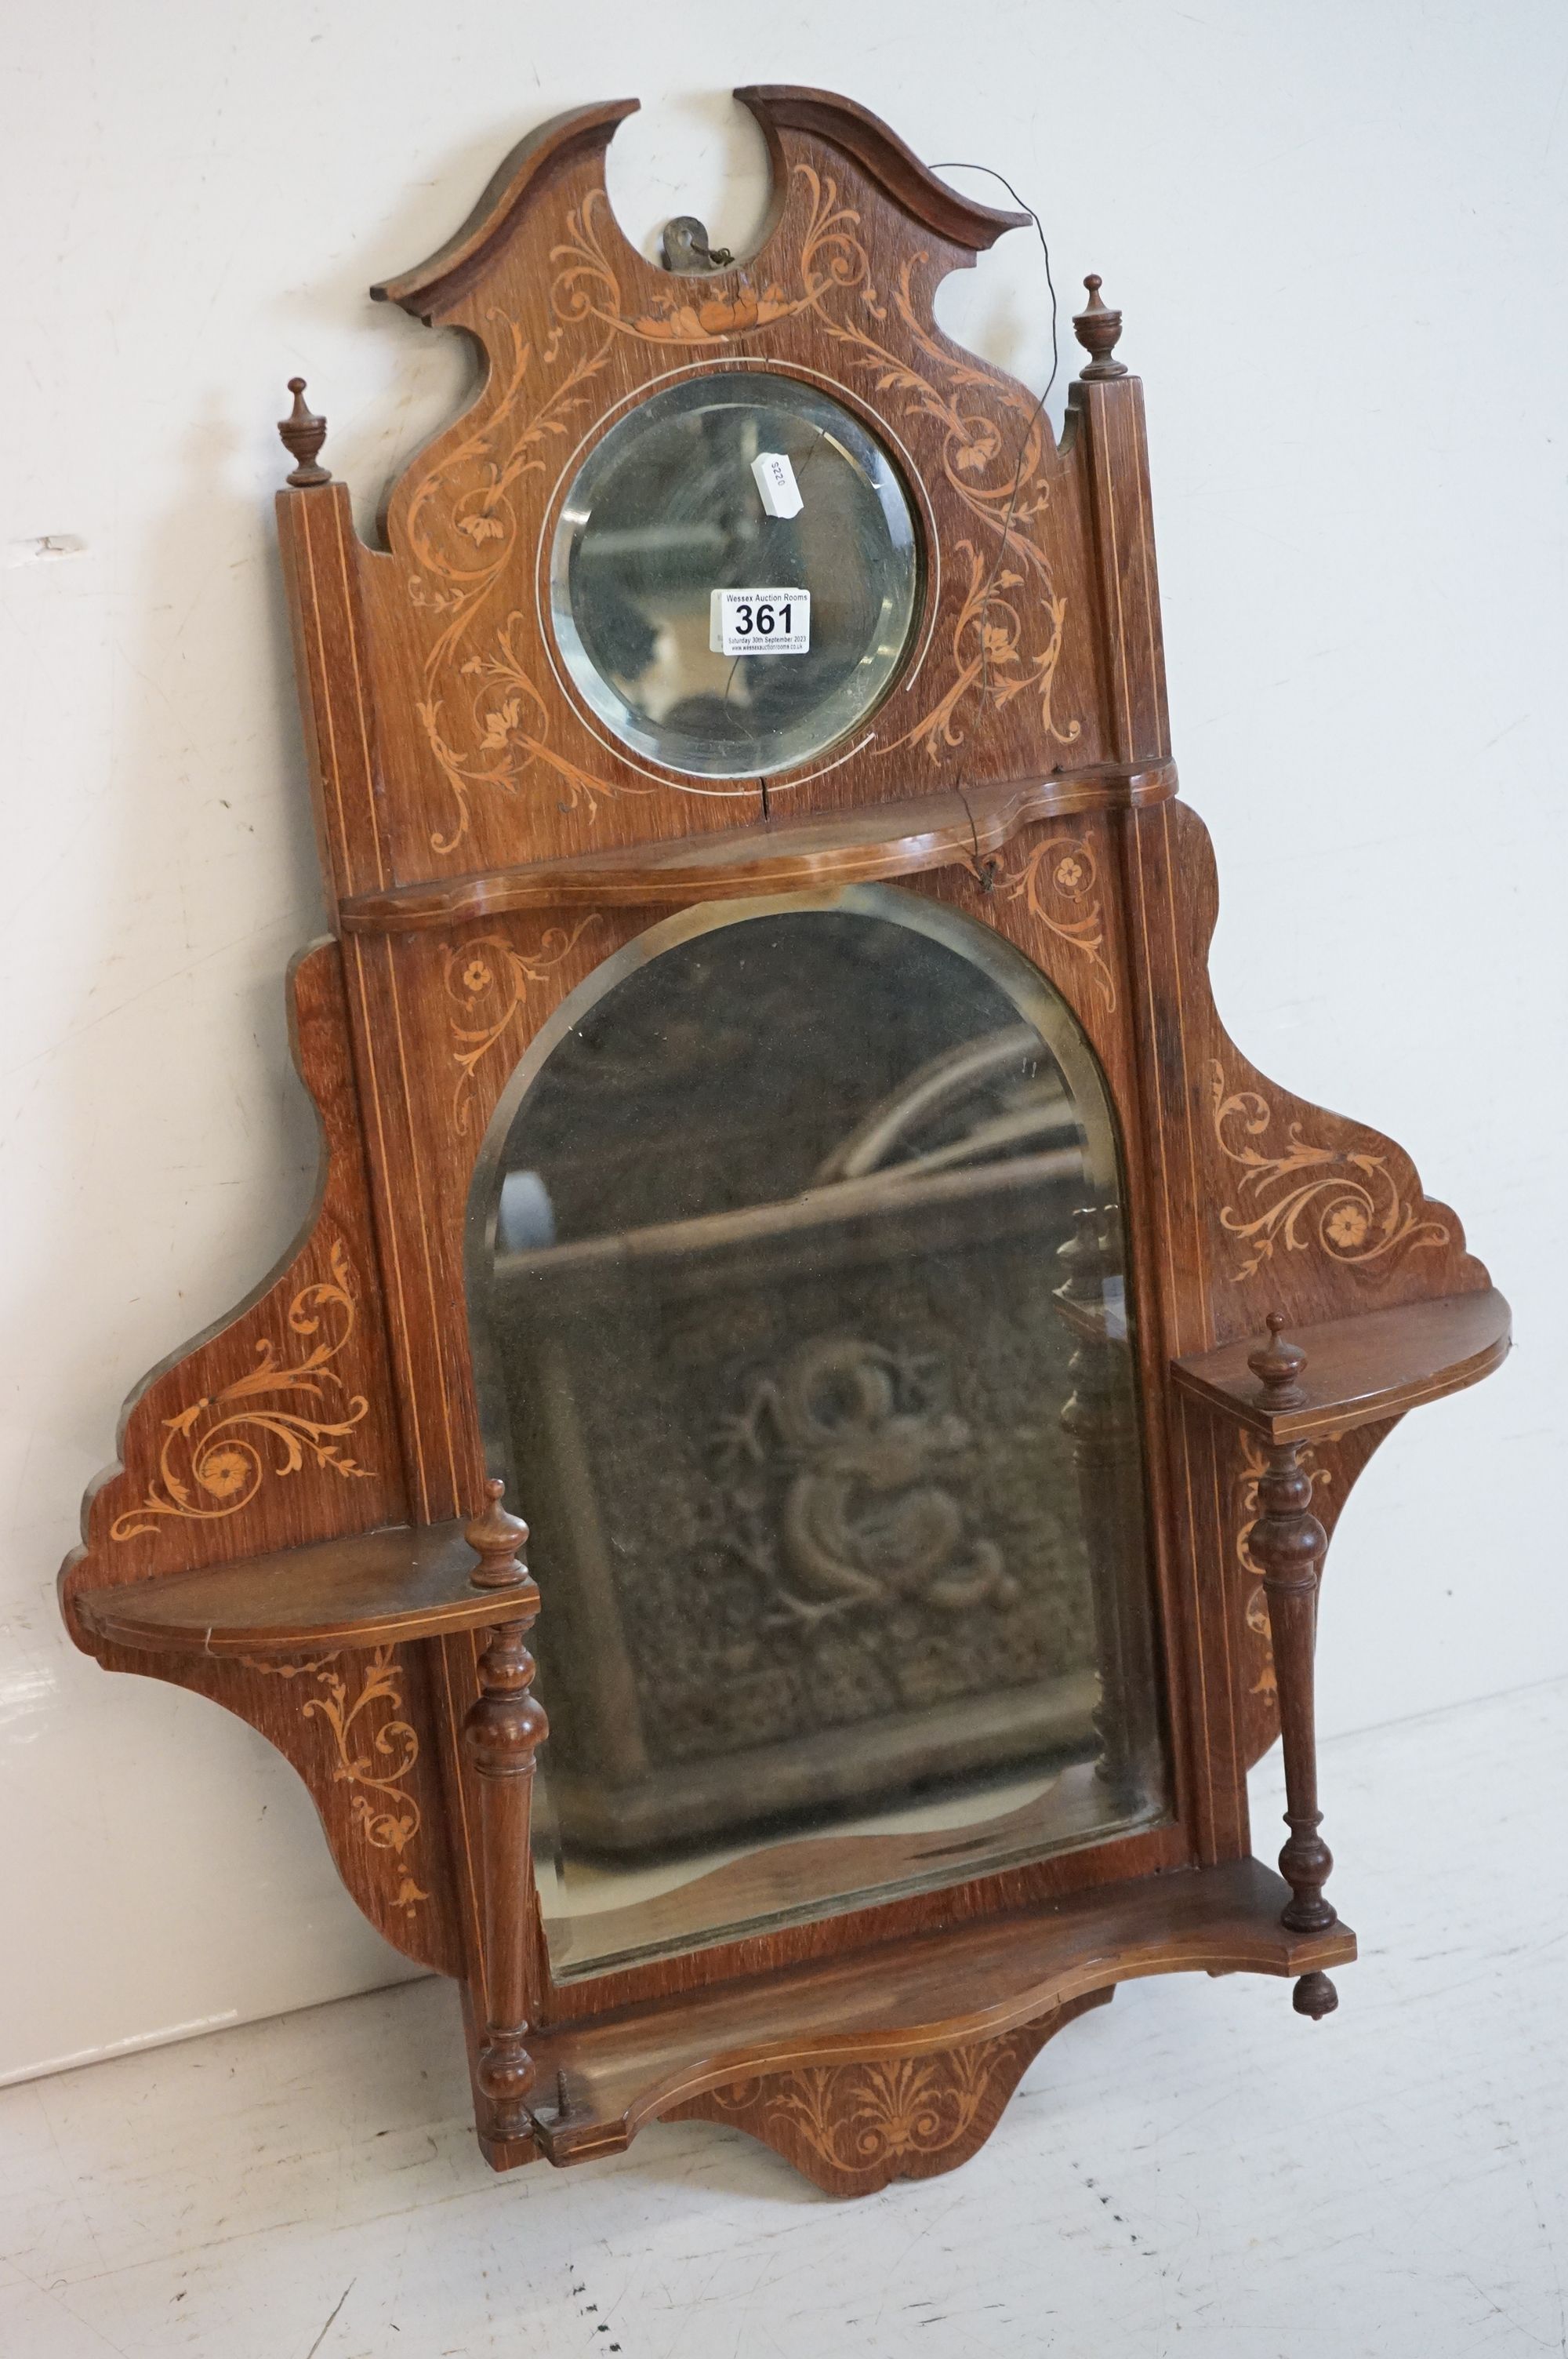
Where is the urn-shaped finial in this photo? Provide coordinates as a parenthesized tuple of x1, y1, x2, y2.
(1073, 274, 1127, 380)
(465, 1478, 530, 1592)
(1248, 1312, 1308, 1411)
(278, 377, 331, 487)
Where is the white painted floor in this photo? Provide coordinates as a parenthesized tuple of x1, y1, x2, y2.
(4, 1678, 1565, 2359)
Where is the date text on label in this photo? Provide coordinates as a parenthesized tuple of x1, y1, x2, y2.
(710, 587, 811, 657)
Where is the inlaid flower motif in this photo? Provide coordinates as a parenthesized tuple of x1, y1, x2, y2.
(457, 511, 504, 545)
(1326, 1201, 1370, 1250)
(108, 1244, 373, 1542)
(479, 699, 521, 751)
(443, 919, 602, 1132)
(1000, 834, 1116, 1013)
(636, 284, 792, 340)
(198, 1445, 252, 1500)
(1210, 1065, 1450, 1281)
(953, 423, 1002, 473)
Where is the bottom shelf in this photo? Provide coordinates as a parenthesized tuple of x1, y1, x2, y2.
(526, 1857, 1354, 2165)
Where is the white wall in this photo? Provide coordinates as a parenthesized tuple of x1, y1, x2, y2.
(3, 0, 1563, 2085)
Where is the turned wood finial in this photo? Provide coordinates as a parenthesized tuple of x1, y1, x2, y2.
(1054, 1205, 1111, 1305)
(1247, 1358, 1338, 2015)
(1249, 1312, 1308, 1411)
(278, 377, 331, 487)
(1073, 274, 1127, 380)
(466, 1477, 529, 1591)
(1293, 1970, 1339, 2019)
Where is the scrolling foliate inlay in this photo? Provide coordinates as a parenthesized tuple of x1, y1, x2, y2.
(1000, 831, 1116, 1012)
(443, 917, 602, 1131)
(108, 1243, 374, 1540)
(681, 2028, 1054, 2195)
(1208, 1063, 1450, 1283)
(717, 2048, 1002, 2164)
(246, 1648, 430, 1918)
(428, 612, 638, 853)
(902, 543, 1075, 765)
(397, 165, 1080, 849)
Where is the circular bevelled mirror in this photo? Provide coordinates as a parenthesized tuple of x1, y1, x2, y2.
(549, 372, 920, 780)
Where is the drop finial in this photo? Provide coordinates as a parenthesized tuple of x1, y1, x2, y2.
(278, 377, 331, 487)
(1073, 274, 1127, 380)
(1249, 1311, 1308, 1411)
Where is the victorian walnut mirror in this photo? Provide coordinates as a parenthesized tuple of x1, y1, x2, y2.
(62, 89, 1509, 2198)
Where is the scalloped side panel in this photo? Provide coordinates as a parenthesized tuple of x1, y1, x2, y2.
(1131, 799, 1488, 1349)
(89, 1637, 463, 1975)
(60, 942, 409, 1635)
(1131, 797, 1489, 1767)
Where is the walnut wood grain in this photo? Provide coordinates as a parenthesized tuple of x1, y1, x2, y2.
(460, 1484, 549, 2141)
(61, 82, 1508, 2194)
(1240, 1321, 1341, 2019)
(735, 85, 1030, 250)
(665, 1990, 1112, 2197)
(76, 1521, 535, 1656)
(1170, 1288, 1510, 1442)
(336, 762, 1176, 930)
(528, 1859, 1354, 2162)
(371, 99, 642, 319)
(60, 941, 408, 1628)
(337, 87, 1119, 883)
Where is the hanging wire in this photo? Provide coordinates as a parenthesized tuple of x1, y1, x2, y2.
(930, 161, 1061, 704)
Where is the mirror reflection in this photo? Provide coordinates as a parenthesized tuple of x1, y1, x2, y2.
(469, 892, 1168, 1978)
(549, 373, 919, 779)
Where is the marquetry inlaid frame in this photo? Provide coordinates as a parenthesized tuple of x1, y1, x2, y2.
(60, 86, 1508, 2197)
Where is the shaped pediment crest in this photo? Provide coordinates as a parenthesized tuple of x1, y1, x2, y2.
(358, 90, 1095, 860)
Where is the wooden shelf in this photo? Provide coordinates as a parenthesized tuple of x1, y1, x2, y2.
(528, 1858, 1354, 2162)
(76, 1520, 524, 1657)
(337, 761, 1178, 932)
(1171, 1286, 1511, 1443)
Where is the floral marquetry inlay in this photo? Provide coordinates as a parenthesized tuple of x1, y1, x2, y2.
(392, 158, 1084, 852)
(1001, 831, 1116, 1012)
(442, 918, 602, 1129)
(669, 1996, 1110, 2196)
(108, 1242, 374, 1540)
(1208, 1064, 1450, 1283)
(57, 85, 1511, 2198)
(246, 1648, 430, 1918)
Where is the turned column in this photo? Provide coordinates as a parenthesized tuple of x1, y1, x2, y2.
(462, 1478, 549, 2138)
(1247, 1315, 1338, 2020)
(1053, 1206, 1156, 1808)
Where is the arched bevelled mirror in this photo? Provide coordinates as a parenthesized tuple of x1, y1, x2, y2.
(468, 888, 1170, 1979)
